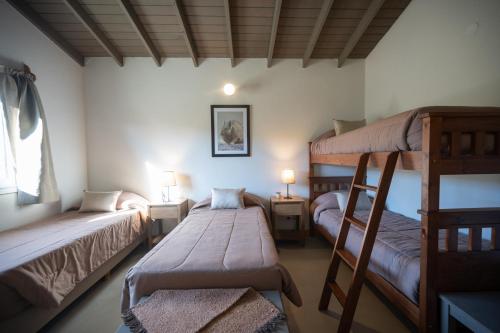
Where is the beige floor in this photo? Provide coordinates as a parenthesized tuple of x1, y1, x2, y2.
(42, 237, 414, 333)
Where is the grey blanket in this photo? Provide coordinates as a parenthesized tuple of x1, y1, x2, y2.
(314, 206, 483, 304)
(121, 194, 302, 312)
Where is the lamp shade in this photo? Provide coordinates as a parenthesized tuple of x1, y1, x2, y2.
(281, 169, 295, 184)
(159, 170, 176, 187)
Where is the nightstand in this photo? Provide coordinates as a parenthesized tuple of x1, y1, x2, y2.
(270, 195, 305, 246)
(147, 199, 188, 249)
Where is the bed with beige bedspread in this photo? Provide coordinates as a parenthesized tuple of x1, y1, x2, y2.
(0, 209, 145, 322)
(121, 194, 302, 313)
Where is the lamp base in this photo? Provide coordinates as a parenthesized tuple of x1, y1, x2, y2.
(161, 187, 172, 203)
(284, 184, 292, 199)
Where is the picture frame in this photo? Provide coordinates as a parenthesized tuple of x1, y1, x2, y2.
(211, 105, 250, 157)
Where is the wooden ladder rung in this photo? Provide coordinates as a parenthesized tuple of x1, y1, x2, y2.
(335, 249, 356, 270)
(345, 216, 366, 231)
(329, 281, 346, 307)
(353, 184, 378, 192)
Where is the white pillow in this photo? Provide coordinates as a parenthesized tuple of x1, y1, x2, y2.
(333, 119, 366, 135)
(79, 190, 122, 213)
(211, 188, 245, 209)
(335, 191, 372, 212)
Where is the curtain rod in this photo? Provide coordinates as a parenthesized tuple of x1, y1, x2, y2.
(22, 64, 36, 81)
(0, 63, 36, 81)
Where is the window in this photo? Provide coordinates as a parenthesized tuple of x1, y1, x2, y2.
(17, 114, 43, 196)
(0, 99, 16, 194)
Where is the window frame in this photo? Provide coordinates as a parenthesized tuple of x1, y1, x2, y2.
(0, 186, 17, 195)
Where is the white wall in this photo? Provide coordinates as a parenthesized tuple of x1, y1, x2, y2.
(365, 0, 500, 219)
(8, 0, 498, 232)
(0, 0, 88, 231)
(84, 58, 364, 203)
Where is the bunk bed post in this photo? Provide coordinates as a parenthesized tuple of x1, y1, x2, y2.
(308, 141, 314, 235)
(419, 115, 442, 333)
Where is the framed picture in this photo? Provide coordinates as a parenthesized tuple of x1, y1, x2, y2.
(211, 105, 250, 157)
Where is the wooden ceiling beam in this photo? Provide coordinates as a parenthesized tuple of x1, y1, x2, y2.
(62, 0, 123, 66)
(267, 0, 282, 68)
(6, 0, 84, 66)
(223, 0, 234, 67)
(173, 0, 198, 67)
(337, 0, 385, 67)
(302, 0, 335, 68)
(117, 0, 161, 66)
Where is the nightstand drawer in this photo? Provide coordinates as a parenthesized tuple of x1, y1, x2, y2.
(149, 206, 178, 219)
(272, 203, 303, 216)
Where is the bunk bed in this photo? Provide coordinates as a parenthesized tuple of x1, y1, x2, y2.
(308, 106, 500, 332)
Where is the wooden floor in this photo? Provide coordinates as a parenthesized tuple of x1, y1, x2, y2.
(41, 237, 414, 333)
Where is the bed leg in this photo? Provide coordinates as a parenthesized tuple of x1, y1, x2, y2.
(309, 215, 316, 237)
(308, 141, 314, 237)
(419, 218, 439, 333)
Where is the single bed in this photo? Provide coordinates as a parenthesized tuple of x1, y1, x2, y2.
(0, 206, 147, 332)
(121, 193, 302, 314)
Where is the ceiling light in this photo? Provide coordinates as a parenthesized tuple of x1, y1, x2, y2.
(223, 83, 236, 96)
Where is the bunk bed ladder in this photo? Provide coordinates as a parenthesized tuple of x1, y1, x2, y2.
(318, 151, 400, 333)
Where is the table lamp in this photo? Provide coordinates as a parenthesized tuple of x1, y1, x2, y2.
(159, 170, 176, 202)
(281, 169, 295, 199)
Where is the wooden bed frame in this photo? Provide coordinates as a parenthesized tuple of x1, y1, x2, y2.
(309, 108, 500, 332)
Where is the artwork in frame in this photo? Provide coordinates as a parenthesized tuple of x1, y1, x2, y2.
(211, 105, 250, 157)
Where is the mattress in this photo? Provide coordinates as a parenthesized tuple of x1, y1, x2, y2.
(311, 106, 500, 155)
(121, 195, 302, 312)
(0, 209, 145, 320)
(311, 108, 422, 155)
(314, 208, 475, 304)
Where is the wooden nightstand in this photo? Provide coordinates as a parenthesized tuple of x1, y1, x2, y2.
(270, 195, 305, 245)
(147, 199, 188, 249)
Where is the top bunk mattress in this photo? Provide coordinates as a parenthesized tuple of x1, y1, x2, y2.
(311, 108, 422, 155)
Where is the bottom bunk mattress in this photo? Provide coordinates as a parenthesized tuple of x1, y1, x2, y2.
(312, 204, 479, 304)
(121, 195, 302, 313)
(315, 208, 423, 303)
(0, 209, 145, 320)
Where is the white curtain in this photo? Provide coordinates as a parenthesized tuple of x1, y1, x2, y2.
(0, 65, 59, 204)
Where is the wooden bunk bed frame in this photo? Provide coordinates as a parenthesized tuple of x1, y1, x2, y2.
(308, 109, 500, 332)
